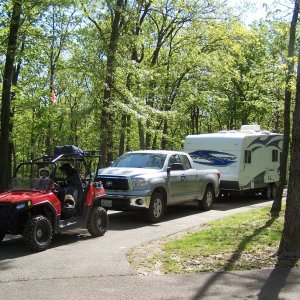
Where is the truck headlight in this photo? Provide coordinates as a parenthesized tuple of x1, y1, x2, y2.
(132, 178, 148, 189)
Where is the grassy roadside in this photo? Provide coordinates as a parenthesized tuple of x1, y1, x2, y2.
(127, 204, 300, 275)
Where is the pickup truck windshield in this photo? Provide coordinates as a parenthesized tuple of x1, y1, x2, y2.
(111, 153, 167, 169)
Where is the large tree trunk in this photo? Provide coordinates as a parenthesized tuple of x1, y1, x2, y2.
(99, 0, 124, 166)
(278, 47, 300, 258)
(0, 1, 22, 192)
(271, 0, 299, 217)
(118, 1, 151, 155)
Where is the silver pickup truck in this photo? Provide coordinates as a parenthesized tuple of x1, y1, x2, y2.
(97, 150, 220, 222)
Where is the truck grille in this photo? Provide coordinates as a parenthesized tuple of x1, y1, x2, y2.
(98, 177, 129, 191)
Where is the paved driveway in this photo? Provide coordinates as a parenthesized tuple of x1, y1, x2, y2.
(1, 196, 299, 299)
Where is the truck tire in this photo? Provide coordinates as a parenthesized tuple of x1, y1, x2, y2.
(87, 206, 108, 237)
(199, 185, 215, 211)
(23, 215, 52, 252)
(147, 192, 165, 223)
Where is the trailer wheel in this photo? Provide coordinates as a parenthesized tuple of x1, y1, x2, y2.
(271, 183, 277, 199)
(147, 192, 165, 223)
(23, 215, 52, 252)
(199, 185, 215, 211)
(262, 184, 272, 200)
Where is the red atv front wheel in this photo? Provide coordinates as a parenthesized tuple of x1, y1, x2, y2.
(23, 215, 52, 252)
(87, 206, 108, 237)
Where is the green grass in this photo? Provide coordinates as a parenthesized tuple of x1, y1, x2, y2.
(161, 206, 284, 273)
(128, 204, 300, 274)
(165, 208, 282, 254)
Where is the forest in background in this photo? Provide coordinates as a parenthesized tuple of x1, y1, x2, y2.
(2, 0, 300, 259)
(0, 0, 295, 169)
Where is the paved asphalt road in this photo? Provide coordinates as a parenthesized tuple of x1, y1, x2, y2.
(1, 196, 299, 299)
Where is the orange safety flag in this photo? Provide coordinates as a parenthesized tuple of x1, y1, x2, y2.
(50, 90, 58, 106)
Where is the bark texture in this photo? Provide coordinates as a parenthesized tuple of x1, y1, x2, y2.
(278, 46, 300, 258)
(0, 1, 22, 192)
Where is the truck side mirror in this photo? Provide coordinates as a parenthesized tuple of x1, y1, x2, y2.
(167, 166, 171, 176)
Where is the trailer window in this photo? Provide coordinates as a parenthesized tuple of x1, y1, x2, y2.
(244, 150, 251, 164)
(272, 150, 279, 162)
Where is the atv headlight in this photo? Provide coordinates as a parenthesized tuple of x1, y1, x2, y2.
(15, 200, 32, 210)
(132, 178, 148, 189)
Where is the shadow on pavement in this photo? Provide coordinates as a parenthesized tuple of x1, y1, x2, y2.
(192, 217, 278, 299)
(108, 196, 272, 231)
(0, 231, 92, 260)
(258, 258, 298, 299)
(108, 204, 201, 230)
(215, 194, 271, 211)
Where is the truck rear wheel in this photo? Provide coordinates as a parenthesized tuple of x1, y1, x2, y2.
(87, 206, 108, 237)
(147, 192, 165, 223)
(199, 185, 215, 211)
(23, 215, 52, 252)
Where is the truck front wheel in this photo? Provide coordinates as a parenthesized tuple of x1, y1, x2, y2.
(147, 192, 165, 223)
(23, 215, 52, 252)
(87, 206, 108, 237)
(199, 185, 215, 211)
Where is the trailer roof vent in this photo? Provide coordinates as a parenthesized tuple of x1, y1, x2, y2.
(240, 124, 260, 132)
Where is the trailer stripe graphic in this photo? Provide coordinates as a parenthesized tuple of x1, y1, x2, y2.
(249, 136, 282, 152)
(189, 150, 237, 167)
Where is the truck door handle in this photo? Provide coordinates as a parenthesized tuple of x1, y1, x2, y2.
(181, 175, 185, 181)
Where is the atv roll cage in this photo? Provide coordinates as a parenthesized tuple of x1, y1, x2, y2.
(12, 145, 101, 188)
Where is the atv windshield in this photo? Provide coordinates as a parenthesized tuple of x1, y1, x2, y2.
(10, 177, 52, 191)
(111, 153, 167, 169)
(10, 162, 55, 191)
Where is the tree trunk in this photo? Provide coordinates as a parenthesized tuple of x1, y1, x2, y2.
(99, 0, 124, 166)
(138, 120, 145, 149)
(270, 0, 299, 217)
(125, 114, 131, 152)
(119, 113, 127, 156)
(278, 47, 300, 258)
(0, 1, 22, 192)
(161, 119, 168, 149)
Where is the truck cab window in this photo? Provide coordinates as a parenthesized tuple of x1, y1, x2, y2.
(244, 150, 251, 164)
(168, 154, 181, 167)
(180, 155, 192, 170)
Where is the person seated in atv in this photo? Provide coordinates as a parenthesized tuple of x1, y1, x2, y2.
(59, 163, 83, 212)
(33, 167, 53, 191)
(39, 167, 51, 178)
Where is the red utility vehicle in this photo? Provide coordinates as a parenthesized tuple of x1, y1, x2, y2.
(0, 145, 108, 251)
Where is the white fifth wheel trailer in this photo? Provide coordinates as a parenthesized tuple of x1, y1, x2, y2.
(184, 125, 283, 198)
